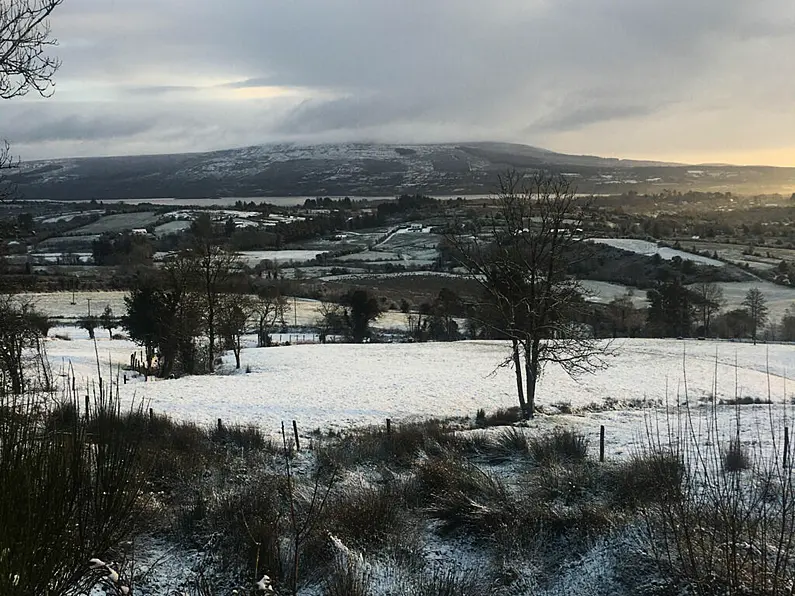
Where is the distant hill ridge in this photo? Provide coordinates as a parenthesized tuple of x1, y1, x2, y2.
(9, 142, 795, 200)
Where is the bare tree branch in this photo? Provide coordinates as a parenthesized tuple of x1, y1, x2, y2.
(1, 0, 63, 100)
(446, 170, 612, 418)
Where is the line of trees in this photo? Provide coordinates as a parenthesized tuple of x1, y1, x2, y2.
(604, 280, 774, 343)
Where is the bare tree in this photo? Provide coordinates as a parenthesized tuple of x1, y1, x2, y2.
(192, 243, 240, 371)
(219, 293, 253, 369)
(692, 282, 725, 337)
(448, 170, 610, 418)
(100, 304, 115, 339)
(1, 0, 63, 99)
(0, 140, 18, 202)
(742, 287, 769, 345)
(606, 289, 644, 338)
(0, 293, 49, 395)
(1, 0, 64, 199)
(254, 285, 289, 347)
(317, 299, 344, 343)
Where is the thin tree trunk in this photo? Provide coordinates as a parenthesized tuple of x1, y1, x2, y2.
(524, 340, 540, 419)
(511, 338, 527, 417)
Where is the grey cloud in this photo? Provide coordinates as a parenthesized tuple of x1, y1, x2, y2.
(220, 77, 274, 89)
(124, 85, 201, 97)
(5, 111, 161, 144)
(3, 0, 794, 159)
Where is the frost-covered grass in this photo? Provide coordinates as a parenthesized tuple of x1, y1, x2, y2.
(45, 335, 795, 441)
(30, 329, 795, 595)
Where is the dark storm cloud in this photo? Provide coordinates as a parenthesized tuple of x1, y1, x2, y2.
(1, 0, 794, 160)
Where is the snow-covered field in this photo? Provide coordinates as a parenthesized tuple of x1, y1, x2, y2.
(238, 250, 327, 264)
(23, 291, 127, 320)
(713, 280, 795, 321)
(580, 280, 643, 305)
(592, 238, 725, 266)
(47, 334, 795, 441)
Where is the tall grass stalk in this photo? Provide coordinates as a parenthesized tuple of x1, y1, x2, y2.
(638, 349, 795, 595)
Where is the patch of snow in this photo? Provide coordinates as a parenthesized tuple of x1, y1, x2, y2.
(591, 238, 725, 267)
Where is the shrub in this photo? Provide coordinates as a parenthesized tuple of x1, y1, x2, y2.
(723, 437, 750, 472)
(611, 450, 685, 507)
(210, 422, 271, 452)
(211, 474, 286, 581)
(325, 484, 404, 549)
(405, 567, 482, 596)
(529, 429, 589, 465)
(552, 401, 573, 414)
(533, 462, 599, 505)
(637, 406, 795, 594)
(719, 396, 772, 405)
(475, 406, 523, 428)
(495, 427, 529, 456)
(0, 391, 144, 596)
(422, 458, 513, 536)
(318, 420, 449, 469)
(322, 541, 372, 596)
(447, 431, 494, 456)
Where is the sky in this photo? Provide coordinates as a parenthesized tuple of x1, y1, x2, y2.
(2, 0, 795, 165)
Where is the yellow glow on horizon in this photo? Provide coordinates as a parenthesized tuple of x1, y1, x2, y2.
(224, 85, 305, 100)
(634, 147, 795, 168)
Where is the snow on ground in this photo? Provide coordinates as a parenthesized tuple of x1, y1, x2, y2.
(238, 250, 327, 264)
(319, 271, 463, 282)
(45, 336, 795, 439)
(591, 238, 725, 267)
(580, 280, 644, 305)
(336, 250, 402, 262)
(24, 291, 127, 320)
(712, 280, 795, 321)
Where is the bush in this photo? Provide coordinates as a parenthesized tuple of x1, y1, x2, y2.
(421, 457, 513, 536)
(475, 406, 523, 428)
(318, 421, 450, 469)
(723, 437, 750, 472)
(534, 462, 599, 505)
(322, 541, 372, 596)
(325, 484, 404, 549)
(529, 429, 589, 465)
(637, 407, 795, 594)
(210, 422, 271, 452)
(0, 391, 144, 596)
(405, 567, 482, 596)
(611, 450, 685, 507)
(495, 427, 529, 456)
(211, 474, 287, 581)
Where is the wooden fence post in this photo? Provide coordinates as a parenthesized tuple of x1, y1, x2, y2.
(386, 418, 392, 435)
(149, 408, 154, 424)
(217, 418, 223, 434)
(293, 420, 300, 451)
(599, 425, 605, 463)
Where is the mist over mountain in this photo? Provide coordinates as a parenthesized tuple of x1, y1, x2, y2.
(9, 142, 795, 201)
